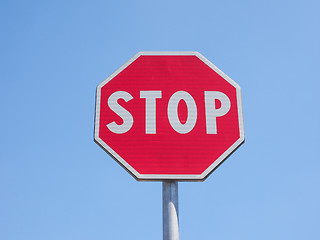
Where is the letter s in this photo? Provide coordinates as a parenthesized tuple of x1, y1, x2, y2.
(106, 91, 133, 134)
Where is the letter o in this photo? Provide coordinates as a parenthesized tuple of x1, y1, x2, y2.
(167, 91, 197, 134)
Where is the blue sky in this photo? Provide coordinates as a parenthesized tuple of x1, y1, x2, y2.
(1, 0, 320, 239)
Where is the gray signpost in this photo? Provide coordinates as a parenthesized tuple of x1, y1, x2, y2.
(163, 181, 179, 240)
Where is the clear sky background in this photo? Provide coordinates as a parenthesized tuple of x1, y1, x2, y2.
(1, 0, 320, 239)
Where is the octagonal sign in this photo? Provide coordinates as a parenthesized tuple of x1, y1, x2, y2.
(94, 52, 244, 181)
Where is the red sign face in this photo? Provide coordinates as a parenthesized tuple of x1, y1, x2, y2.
(94, 52, 244, 181)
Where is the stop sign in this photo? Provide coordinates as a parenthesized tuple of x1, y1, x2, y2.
(94, 52, 244, 181)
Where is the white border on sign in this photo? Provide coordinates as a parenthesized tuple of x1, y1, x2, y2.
(94, 51, 245, 181)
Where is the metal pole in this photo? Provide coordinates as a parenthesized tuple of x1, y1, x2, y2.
(163, 181, 179, 240)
